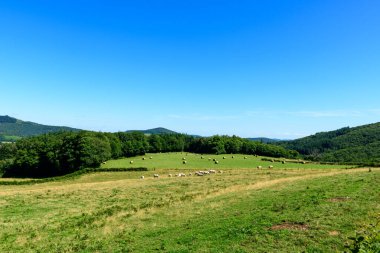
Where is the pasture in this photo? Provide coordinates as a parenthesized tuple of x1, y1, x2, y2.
(101, 152, 351, 171)
(0, 153, 379, 252)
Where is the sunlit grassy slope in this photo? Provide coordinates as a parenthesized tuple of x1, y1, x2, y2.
(101, 152, 351, 171)
(0, 153, 378, 252)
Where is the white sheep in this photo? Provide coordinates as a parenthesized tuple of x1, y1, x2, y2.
(209, 169, 216, 173)
(268, 165, 273, 169)
(140, 175, 145, 179)
(153, 174, 159, 178)
(130, 161, 134, 164)
(257, 166, 262, 169)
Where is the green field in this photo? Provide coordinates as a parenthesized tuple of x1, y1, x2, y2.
(101, 152, 352, 171)
(0, 153, 379, 252)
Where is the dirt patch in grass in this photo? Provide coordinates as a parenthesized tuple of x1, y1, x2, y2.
(270, 222, 309, 231)
(328, 230, 340, 236)
(326, 196, 351, 202)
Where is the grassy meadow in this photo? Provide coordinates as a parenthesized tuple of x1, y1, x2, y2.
(101, 152, 351, 171)
(0, 153, 379, 252)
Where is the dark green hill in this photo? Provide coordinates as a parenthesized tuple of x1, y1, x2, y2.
(126, 127, 178, 135)
(0, 115, 81, 141)
(279, 122, 380, 164)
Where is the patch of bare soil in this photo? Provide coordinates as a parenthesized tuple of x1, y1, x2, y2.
(270, 222, 309, 231)
(329, 230, 340, 236)
(326, 196, 351, 202)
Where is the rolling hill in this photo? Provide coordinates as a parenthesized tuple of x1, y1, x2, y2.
(279, 122, 380, 164)
(125, 127, 178, 135)
(0, 115, 81, 141)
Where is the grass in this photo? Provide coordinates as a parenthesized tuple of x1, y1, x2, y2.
(0, 153, 378, 252)
(101, 152, 352, 171)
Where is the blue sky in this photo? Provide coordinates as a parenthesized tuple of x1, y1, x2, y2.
(1, 0, 379, 138)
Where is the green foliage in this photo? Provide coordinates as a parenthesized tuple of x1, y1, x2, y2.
(345, 216, 380, 253)
(280, 122, 380, 163)
(2, 130, 299, 178)
(189, 135, 299, 158)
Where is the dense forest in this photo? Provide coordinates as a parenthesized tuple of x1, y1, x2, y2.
(279, 122, 380, 164)
(0, 131, 298, 178)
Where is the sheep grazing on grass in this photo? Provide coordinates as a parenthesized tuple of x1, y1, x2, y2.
(223, 156, 226, 159)
(214, 161, 219, 164)
(178, 173, 186, 177)
(182, 157, 186, 160)
(102, 162, 107, 164)
(168, 174, 173, 177)
(244, 156, 247, 159)
(130, 161, 134, 164)
(140, 176, 145, 179)
(218, 170, 223, 174)
(201, 156, 204, 159)
(208, 158, 212, 161)
(232, 156, 234, 158)
(257, 166, 262, 169)
(153, 174, 159, 178)
(142, 157, 146, 160)
(302, 161, 306, 164)
(183, 160, 187, 164)
(150, 156, 153, 159)
(282, 161, 286, 164)
(209, 169, 216, 174)
(268, 165, 273, 169)
(195, 171, 204, 176)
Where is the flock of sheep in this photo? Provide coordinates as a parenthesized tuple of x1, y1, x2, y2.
(141, 169, 223, 179)
(137, 154, 276, 179)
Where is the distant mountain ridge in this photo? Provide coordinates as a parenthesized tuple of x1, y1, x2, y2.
(247, 137, 283, 143)
(279, 122, 380, 164)
(125, 127, 178, 135)
(0, 115, 81, 141)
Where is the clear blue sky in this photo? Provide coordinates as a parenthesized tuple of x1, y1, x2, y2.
(1, 0, 379, 138)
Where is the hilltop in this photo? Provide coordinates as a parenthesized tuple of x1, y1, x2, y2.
(280, 122, 380, 164)
(0, 115, 81, 141)
(125, 127, 178, 135)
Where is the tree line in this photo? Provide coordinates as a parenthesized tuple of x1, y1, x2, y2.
(278, 123, 380, 164)
(0, 131, 299, 178)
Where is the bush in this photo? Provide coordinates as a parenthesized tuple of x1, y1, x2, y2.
(345, 217, 380, 253)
